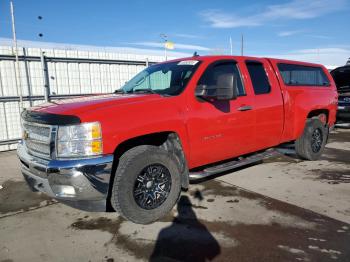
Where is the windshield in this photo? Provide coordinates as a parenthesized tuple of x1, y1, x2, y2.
(120, 60, 201, 96)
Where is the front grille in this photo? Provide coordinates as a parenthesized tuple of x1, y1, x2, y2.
(339, 96, 350, 104)
(22, 121, 52, 159)
(23, 122, 51, 138)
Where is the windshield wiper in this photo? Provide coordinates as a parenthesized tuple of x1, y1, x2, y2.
(114, 89, 126, 94)
(131, 88, 157, 94)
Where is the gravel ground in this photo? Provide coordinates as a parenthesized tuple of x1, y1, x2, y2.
(0, 128, 349, 262)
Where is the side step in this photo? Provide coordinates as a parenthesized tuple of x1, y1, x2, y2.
(189, 149, 280, 181)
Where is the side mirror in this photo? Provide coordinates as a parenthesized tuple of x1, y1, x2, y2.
(217, 73, 237, 100)
(195, 73, 238, 101)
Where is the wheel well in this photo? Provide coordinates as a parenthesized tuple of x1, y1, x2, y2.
(106, 132, 189, 211)
(113, 132, 172, 160)
(307, 109, 329, 124)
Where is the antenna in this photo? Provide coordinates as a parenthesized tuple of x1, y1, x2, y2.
(229, 36, 233, 55)
(241, 34, 244, 56)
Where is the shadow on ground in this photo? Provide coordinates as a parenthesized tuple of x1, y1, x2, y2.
(149, 195, 221, 261)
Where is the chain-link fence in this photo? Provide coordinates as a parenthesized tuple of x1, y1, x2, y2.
(0, 45, 165, 151)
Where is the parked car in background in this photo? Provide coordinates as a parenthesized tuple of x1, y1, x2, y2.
(331, 64, 350, 124)
(17, 55, 338, 224)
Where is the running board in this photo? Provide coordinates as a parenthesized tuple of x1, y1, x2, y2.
(189, 149, 280, 181)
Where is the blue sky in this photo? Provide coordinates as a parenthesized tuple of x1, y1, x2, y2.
(0, 0, 349, 66)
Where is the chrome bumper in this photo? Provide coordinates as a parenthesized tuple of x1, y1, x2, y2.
(17, 142, 114, 211)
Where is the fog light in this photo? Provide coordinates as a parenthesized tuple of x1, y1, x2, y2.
(61, 186, 76, 195)
(52, 185, 76, 197)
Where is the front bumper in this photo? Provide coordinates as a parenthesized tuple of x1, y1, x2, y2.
(337, 105, 350, 123)
(17, 142, 114, 211)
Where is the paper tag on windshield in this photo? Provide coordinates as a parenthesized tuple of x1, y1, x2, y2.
(177, 60, 199, 66)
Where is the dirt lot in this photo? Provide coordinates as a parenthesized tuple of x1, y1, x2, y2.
(0, 128, 350, 262)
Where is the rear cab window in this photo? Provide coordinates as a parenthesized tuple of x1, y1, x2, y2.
(277, 63, 330, 87)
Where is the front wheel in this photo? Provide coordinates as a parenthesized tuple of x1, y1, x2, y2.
(110, 145, 181, 224)
(295, 118, 328, 161)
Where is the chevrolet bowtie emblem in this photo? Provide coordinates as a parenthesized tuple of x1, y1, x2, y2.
(23, 130, 29, 140)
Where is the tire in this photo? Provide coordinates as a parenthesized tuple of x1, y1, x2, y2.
(295, 118, 328, 161)
(111, 145, 181, 224)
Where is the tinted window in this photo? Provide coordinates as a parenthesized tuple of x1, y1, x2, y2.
(278, 63, 330, 86)
(331, 67, 350, 93)
(198, 61, 245, 96)
(246, 62, 271, 94)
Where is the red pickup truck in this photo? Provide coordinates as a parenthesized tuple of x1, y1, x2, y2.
(17, 55, 337, 224)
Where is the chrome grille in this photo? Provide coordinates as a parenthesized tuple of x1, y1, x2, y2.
(23, 122, 51, 138)
(22, 121, 52, 159)
(339, 96, 350, 103)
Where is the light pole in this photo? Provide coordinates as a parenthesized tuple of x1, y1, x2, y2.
(10, 0, 24, 111)
(160, 33, 168, 61)
(36, 15, 50, 102)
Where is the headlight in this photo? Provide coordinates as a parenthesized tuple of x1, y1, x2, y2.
(57, 122, 103, 158)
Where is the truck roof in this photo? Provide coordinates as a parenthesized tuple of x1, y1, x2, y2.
(165, 55, 326, 68)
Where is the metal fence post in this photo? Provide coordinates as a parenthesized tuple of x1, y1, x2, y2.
(23, 47, 33, 106)
(40, 51, 50, 102)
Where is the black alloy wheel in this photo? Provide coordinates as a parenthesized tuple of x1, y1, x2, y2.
(133, 164, 172, 210)
(295, 118, 327, 161)
(311, 128, 323, 153)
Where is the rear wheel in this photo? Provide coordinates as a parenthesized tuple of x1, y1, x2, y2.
(295, 118, 328, 160)
(110, 145, 181, 224)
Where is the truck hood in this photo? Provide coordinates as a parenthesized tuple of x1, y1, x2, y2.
(30, 93, 161, 116)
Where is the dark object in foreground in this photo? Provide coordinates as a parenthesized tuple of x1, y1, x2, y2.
(331, 65, 350, 124)
(150, 195, 221, 261)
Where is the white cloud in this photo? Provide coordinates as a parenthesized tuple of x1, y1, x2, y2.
(278, 30, 303, 37)
(306, 34, 332, 39)
(265, 47, 350, 68)
(278, 31, 332, 39)
(171, 33, 202, 39)
(201, 0, 347, 28)
(200, 9, 260, 28)
(130, 42, 211, 51)
(262, 0, 345, 19)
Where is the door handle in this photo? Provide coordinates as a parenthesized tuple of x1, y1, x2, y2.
(237, 105, 253, 111)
